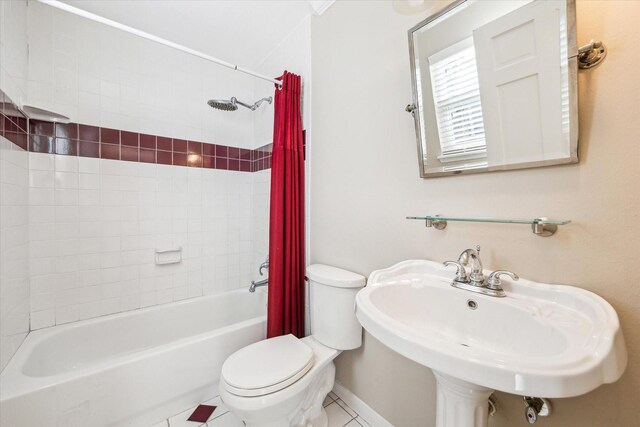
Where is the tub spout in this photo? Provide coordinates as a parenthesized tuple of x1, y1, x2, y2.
(249, 278, 268, 292)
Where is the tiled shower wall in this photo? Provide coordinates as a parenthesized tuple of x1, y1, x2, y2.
(19, 1, 275, 328)
(28, 153, 256, 328)
(251, 169, 271, 276)
(0, 137, 30, 370)
(0, 0, 28, 105)
(26, 0, 257, 147)
(0, 0, 310, 338)
(0, 104, 273, 329)
(0, 0, 29, 371)
(0, 88, 274, 329)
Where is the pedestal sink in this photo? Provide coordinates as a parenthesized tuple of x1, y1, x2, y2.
(355, 260, 627, 427)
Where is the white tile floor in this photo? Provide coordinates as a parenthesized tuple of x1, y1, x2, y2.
(151, 389, 372, 427)
(324, 391, 371, 427)
(150, 396, 241, 427)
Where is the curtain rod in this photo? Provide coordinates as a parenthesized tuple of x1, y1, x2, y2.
(38, 0, 282, 88)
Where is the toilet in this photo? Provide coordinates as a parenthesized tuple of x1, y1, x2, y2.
(219, 264, 366, 427)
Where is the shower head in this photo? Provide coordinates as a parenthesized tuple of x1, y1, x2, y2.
(207, 98, 239, 111)
(207, 96, 272, 112)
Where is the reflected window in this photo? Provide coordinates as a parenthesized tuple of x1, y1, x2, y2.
(428, 37, 486, 164)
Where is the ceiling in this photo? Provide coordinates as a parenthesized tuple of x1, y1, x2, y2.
(60, 0, 315, 68)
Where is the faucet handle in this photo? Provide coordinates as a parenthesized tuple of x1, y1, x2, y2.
(259, 257, 269, 276)
(487, 270, 519, 290)
(443, 261, 469, 283)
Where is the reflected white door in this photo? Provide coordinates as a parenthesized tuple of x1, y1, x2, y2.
(473, 0, 567, 168)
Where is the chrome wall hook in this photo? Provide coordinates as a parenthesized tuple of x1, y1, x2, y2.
(578, 40, 607, 69)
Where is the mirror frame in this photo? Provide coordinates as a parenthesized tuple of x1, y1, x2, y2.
(408, 0, 579, 178)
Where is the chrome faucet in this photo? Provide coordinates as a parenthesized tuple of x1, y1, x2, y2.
(443, 245, 519, 298)
(249, 277, 268, 293)
(457, 246, 485, 287)
(250, 256, 269, 292)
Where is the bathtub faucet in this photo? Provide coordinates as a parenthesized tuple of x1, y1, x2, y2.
(249, 277, 268, 293)
(259, 257, 269, 276)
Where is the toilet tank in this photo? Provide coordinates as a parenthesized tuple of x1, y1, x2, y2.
(307, 264, 366, 350)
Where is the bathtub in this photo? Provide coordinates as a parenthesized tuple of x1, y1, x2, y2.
(0, 289, 266, 427)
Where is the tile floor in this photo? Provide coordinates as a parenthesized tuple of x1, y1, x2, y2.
(151, 390, 372, 427)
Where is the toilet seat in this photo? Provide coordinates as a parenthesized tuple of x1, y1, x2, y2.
(221, 334, 314, 397)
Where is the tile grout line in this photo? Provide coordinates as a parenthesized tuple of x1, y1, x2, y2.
(331, 390, 368, 427)
(157, 391, 362, 427)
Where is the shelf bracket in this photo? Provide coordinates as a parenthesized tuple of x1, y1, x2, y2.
(531, 218, 558, 237)
(425, 216, 447, 230)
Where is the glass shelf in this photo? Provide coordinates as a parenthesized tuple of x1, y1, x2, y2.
(406, 216, 571, 237)
(407, 216, 571, 225)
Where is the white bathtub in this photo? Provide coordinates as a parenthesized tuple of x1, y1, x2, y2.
(0, 289, 266, 427)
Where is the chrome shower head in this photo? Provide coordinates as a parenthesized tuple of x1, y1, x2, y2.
(207, 96, 272, 112)
(207, 97, 238, 111)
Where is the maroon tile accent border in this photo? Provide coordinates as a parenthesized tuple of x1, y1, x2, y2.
(2, 131, 28, 150)
(55, 138, 78, 156)
(157, 136, 172, 151)
(29, 119, 54, 137)
(79, 124, 99, 142)
(121, 131, 139, 147)
(253, 143, 273, 172)
(30, 135, 55, 153)
(100, 127, 120, 145)
(0, 89, 280, 173)
(79, 140, 99, 157)
(2, 110, 27, 134)
(1, 95, 29, 151)
(121, 146, 139, 162)
(140, 134, 156, 149)
(173, 139, 188, 153)
(101, 143, 120, 160)
(140, 148, 156, 163)
(55, 122, 78, 139)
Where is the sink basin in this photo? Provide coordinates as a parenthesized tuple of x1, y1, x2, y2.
(355, 260, 627, 426)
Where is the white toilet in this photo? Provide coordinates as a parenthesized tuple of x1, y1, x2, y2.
(219, 264, 366, 427)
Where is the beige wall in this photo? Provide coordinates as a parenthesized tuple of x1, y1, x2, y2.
(310, 1, 640, 426)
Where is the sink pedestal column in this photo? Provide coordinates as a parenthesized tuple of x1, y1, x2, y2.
(433, 372, 494, 427)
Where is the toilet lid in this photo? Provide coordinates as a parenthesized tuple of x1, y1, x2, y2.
(222, 334, 314, 397)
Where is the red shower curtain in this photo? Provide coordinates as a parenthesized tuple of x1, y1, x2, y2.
(267, 71, 305, 339)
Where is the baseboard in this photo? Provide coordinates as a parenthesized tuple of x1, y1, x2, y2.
(333, 381, 393, 427)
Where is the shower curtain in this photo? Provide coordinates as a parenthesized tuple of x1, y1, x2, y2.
(267, 71, 305, 338)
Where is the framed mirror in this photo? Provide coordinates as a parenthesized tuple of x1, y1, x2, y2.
(408, 0, 578, 178)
